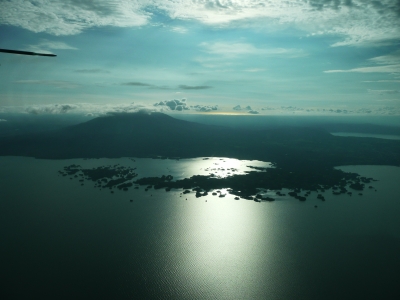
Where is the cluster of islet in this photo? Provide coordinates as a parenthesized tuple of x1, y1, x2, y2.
(59, 160, 378, 203)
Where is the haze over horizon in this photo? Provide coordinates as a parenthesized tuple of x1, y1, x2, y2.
(1, 0, 399, 117)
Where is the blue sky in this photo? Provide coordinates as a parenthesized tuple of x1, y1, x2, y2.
(0, 0, 399, 116)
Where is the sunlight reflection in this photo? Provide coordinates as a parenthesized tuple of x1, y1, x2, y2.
(131, 157, 272, 181)
(177, 196, 277, 299)
(179, 157, 272, 180)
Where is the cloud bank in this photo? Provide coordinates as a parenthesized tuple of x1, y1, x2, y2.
(3, 98, 219, 116)
(23, 103, 156, 116)
(26, 104, 78, 115)
(191, 105, 218, 112)
(1, 102, 399, 116)
(0, 0, 148, 36)
(1, 1, 399, 46)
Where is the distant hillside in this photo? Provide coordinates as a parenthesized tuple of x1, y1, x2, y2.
(0, 112, 399, 170)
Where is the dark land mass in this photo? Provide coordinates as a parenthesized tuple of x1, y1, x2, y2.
(133, 167, 375, 200)
(0, 113, 89, 137)
(174, 114, 400, 135)
(61, 165, 138, 191)
(62, 163, 377, 201)
(1, 112, 399, 170)
(24, 112, 397, 201)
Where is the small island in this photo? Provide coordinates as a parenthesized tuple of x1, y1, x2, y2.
(60, 160, 377, 202)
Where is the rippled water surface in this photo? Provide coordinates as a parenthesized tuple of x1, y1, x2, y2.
(1, 157, 400, 299)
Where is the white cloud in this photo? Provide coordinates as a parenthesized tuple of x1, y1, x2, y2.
(369, 50, 400, 65)
(201, 42, 263, 56)
(200, 42, 303, 57)
(368, 89, 399, 95)
(0, 119, 7, 122)
(0, 0, 149, 36)
(325, 65, 400, 73)
(325, 50, 400, 73)
(244, 68, 266, 73)
(196, 42, 304, 68)
(1, 1, 399, 46)
(149, 1, 398, 47)
(171, 26, 188, 34)
(28, 40, 78, 53)
(363, 80, 400, 83)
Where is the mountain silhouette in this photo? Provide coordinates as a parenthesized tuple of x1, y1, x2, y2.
(0, 112, 399, 170)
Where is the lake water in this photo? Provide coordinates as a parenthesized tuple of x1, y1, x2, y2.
(1, 157, 400, 299)
(331, 132, 400, 140)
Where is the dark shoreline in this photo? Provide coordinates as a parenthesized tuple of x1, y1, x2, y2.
(1, 112, 398, 201)
(60, 159, 378, 202)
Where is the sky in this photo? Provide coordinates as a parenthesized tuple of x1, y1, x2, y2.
(0, 0, 399, 116)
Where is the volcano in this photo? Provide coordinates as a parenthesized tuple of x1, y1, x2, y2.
(0, 112, 399, 170)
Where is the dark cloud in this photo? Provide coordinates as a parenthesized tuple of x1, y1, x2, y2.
(306, 0, 400, 16)
(107, 109, 155, 117)
(153, 99, 218, 112)
(66, 0, 117, 17)
(122, 82, 153, 87)
(192, 105, 218, 112)
(179, 85, 212, 90)
(307, 0, 353, 10)
(149, 85, 170, 90)
(26, 104, 77, 114)
(21, 103, 158, 116)
(154, 99, 189, 111)
(122, 82, 170, 90)
(281, 106, 305, 111)
(123, 82, 210, 90)
(233, 105, 253, 111)
(74, 69, 110, 73)
(248, 110, 259, 114)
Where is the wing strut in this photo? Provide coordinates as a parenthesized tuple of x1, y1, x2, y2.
(0, 49, 56, 57)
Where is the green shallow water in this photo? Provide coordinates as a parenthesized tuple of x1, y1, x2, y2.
(1, 157, 400, 299)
